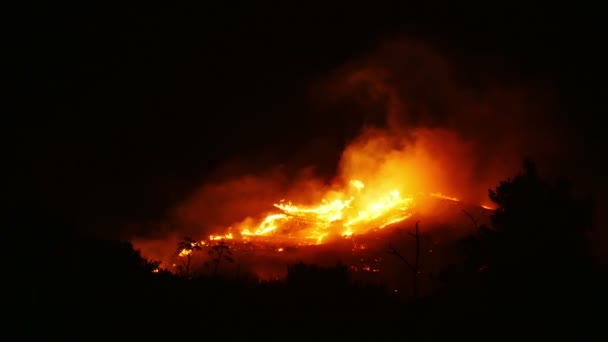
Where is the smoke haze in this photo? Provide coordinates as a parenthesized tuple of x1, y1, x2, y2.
(132, 38, 591, 266)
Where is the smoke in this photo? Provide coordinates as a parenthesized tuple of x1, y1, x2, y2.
(170, 165, 330, 235)
(133, 38, 579, 267)
(317, 39, 571, 204)
(335, 127, 479, 204)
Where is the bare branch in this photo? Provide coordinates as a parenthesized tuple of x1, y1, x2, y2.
(462, 209, 479, 228)
(387, 243, 415, 271)
(395, 228, 404, 236)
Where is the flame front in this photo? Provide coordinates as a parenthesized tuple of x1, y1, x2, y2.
(133, 126, 505, 281)
(233, 179, 415, 245)
(148, 126, 502, 277)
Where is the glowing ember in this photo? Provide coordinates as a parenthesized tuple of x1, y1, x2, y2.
(351, 265, 381, 273)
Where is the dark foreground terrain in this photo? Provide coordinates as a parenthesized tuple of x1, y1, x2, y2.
(30, 237, 606, 339)
(19, 162, 608, 338)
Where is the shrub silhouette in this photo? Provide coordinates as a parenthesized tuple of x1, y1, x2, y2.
(481, 159, 593, 275)
(439, 159, 595, 323)
(207, 239, 234, 276)
(176, 236, 202, 278)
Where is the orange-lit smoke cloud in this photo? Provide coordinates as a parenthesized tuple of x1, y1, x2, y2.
(134, 38, 573, 266)
(171, 165, 330, 236)
(316, 39, 570, 205)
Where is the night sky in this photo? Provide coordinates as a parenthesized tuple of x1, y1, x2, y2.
(14, 2, 607, 242)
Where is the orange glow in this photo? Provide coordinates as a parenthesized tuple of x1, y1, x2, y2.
(232, 179, 415, 245)
(430, 192, 460, 202)
(196, 127, 498, 247)
(138, 128, 502, 275)
(178, 249, 192, 257)
(130, 39, 567, 281)
(210, 233, 233, 241)
(241, 214, 287, 236)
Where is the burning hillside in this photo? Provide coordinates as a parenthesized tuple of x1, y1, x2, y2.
(194, 183, 474, 246)
(132, 39, 568, 283)
(142, 193, 493, 295)
(138, 163, 495, 283)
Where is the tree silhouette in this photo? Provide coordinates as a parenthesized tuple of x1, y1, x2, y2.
(388, 220, 421, 301)
(486, 159, 593, 271)
(208, 240, 234, 277)
(451, 159, 595, 304)
(75, 239, 161, 280)
(177, 237, 202, 278)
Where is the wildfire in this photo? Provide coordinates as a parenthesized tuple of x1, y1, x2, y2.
(178, 249, 192, 257)
(139, 126, 505, 279)
(430, 192, 459, 202)
(231, 179, 416, 245)
(241, 214, 287, 236)
(156, 177, 493, 279)
(210, 233, 233, 240)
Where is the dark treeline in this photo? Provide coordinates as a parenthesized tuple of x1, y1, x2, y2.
(19, 160, 607, 338)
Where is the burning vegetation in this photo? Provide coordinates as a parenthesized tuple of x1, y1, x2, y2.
(132, 39, 570, 283)
(136, 125, 498, 280)
(140, 172, 494, 285)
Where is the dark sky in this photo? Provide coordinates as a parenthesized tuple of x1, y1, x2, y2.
(14, 2, 607, 237)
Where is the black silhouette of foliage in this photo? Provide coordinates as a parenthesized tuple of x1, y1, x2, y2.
(177, 237, 202, 253)
(485, 159, 593, 269)
(387, 221, 421, 301)
(286, 262, 349, 290)
(427, 160, 599, 330)
(207, 240, 234, 276)
(71, 239, 161, 279)
(443, 159, 595, 314)
(20, 160, 602, 337)
(177, 236, 202, 278)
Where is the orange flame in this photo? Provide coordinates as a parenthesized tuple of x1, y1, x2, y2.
(178, 249, 192, 257)
(139, 127, 502, 275)
(195, 125, 494, 245)
(430, 192, 460, 202)
(210, 233, 233, 241)
(232, 179, 416, 245)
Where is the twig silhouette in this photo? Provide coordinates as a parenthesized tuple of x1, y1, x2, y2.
(387, 220, 420, 301)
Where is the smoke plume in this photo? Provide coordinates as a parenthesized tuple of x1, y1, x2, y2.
(133, 38, 578, 267)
